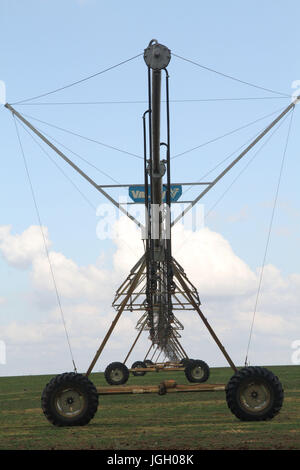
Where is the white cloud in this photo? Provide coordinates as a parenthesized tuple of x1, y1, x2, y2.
(173, 223, 257, 297)
(31, 251, 113, 302)
(112, 216, 144, 275)
(0, 225, 51, 269)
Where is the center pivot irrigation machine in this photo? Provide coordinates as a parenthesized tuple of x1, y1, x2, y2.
(6, 39, 297, 426)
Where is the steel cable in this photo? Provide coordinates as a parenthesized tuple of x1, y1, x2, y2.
(12, 115, 78, 372)
(16, 111, 143, 160)
(11, 53, 143, 105)
(244, 108, 294, 366)
(173, 53, 290, 98)
(13, 96, 289, 106)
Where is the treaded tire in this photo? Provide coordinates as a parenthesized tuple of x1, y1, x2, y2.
(184, 359, 210, 383)
(104, 362, 129, 385)
(225, 366, 284, 421)
(41, 372, 99, 427)
(131, 361, 147, 376)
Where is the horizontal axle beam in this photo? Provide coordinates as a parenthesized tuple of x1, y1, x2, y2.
(97, 381, 225, 395)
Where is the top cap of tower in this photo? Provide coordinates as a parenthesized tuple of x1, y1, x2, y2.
(144, 40, 171, 70)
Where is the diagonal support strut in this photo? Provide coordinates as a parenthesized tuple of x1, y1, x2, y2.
(172, 260, 237, 372)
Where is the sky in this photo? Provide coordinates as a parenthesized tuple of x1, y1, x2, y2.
(0, 0, 300, 376)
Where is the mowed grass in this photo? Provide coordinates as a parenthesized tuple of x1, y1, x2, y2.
(0, 365, 299, 450)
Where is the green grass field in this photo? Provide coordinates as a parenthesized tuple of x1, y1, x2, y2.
(0, 365, 299, 450)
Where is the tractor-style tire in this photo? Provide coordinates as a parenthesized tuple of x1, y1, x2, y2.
(41, 372, 99, 427)
(131, 361, 147, 376)
(184, 359, 210, 383)
(225, 366, 284, 421)
(104, 362, 129, 385)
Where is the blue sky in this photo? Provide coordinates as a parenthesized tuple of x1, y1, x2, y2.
(1, 0, 300, 375)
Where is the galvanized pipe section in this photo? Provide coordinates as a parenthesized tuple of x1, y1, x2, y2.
(151, 69, 162, 243)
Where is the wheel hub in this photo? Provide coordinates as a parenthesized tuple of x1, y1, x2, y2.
(55, 388, 85, 418)
(110, 369, 123, 381)
(192, 366, 204, 380)
(239, 380, 271, 413)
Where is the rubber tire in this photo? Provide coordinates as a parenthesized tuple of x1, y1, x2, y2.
(131, 361, 147, 376)
(144, 359, 154, 367)
(41, 372, 99, 427)
(104, 362, 129, 385)
(184, 359, 210, 383)
(225, 366, 284, 421)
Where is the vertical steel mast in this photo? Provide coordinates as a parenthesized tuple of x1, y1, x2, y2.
(143, 40, 174, 354)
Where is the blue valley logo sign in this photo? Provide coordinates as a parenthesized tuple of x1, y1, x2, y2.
(129, 185, 182, 203)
